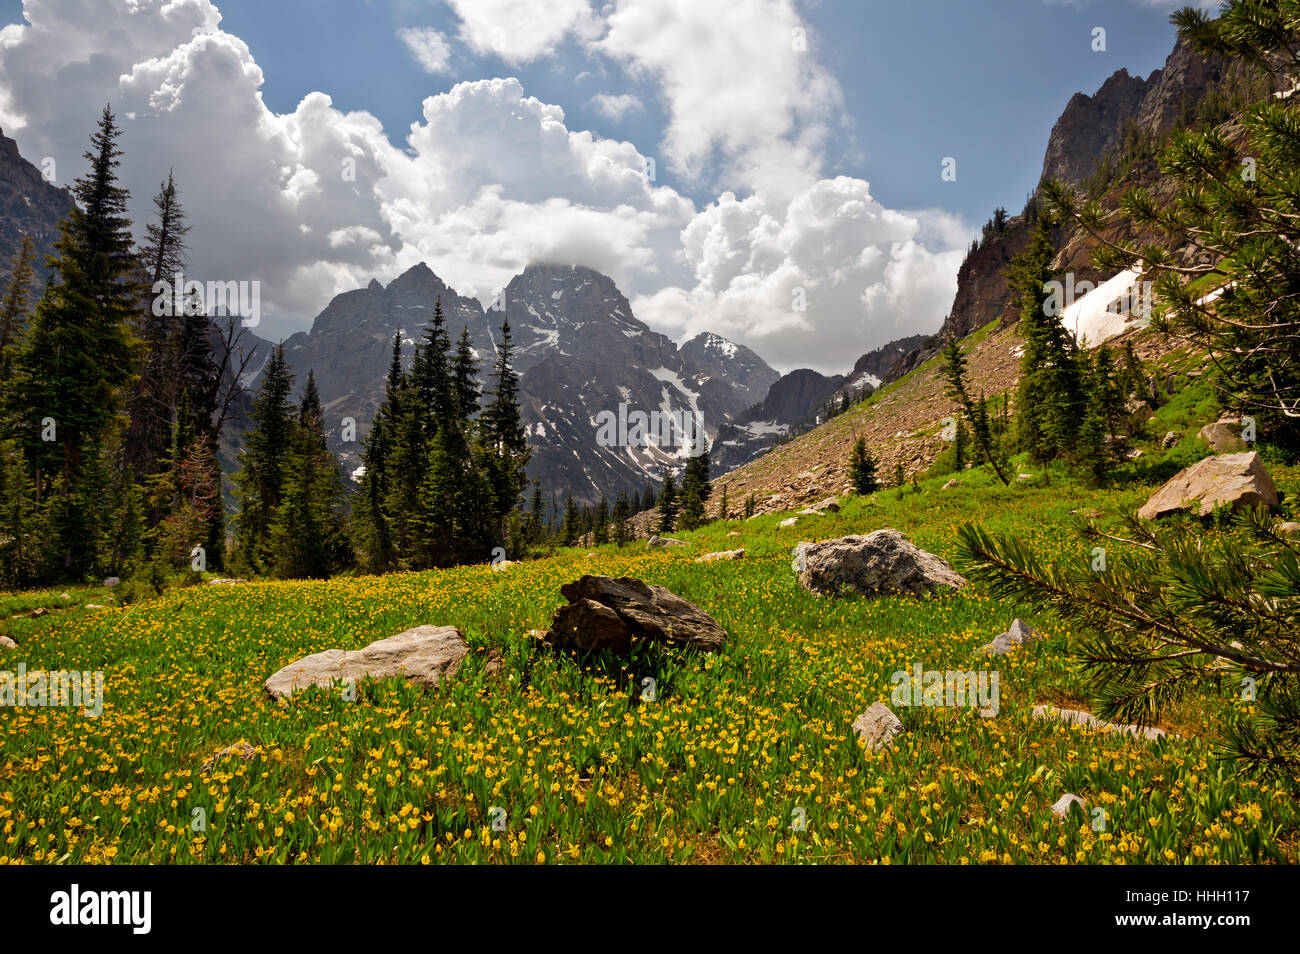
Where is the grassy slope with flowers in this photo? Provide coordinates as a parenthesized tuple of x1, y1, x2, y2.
(3, 439, 1298, 866)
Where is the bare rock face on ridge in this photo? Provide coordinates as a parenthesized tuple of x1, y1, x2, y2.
(535, 575, 727, 655)
(792, 529, 967, 598)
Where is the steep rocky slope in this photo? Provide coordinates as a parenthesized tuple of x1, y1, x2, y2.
(0, 126, 73, 280)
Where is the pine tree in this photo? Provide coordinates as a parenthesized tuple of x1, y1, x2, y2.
(848, 436, 878, 494)
(233, 343, 293, 573)
(562, 495, 580, 547)
(593, 496, 609, 545)
(677, 439, 712, 531)
(483, 318, 529, 525)
(1011, 214, 1088, 464)
(0, 235, 35, 386)
(127, 171, 190, 484)
(941, 336, 1010, 485)
(453, 325, 480, 420)
(8, 106, 143, 576)
(658, 472, 678, 534)
(612, 492, 630, 547)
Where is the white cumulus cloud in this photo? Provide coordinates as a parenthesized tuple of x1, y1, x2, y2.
(397, 26, 453, 75)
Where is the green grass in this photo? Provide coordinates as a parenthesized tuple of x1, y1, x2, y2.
(1, 461, 1297, 865)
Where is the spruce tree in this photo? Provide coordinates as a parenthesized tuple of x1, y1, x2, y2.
(0, 235, 35, 386)
(848, 436, 878, 494)
(612, 492, 630, 547)
(658, 472, 678, 534)
(593, 495, 610, 545)
(9, 106, 142, 576)
(233, 343, 293, 573)
(453, 325, 480, 420)
(562, 494, 580, 547)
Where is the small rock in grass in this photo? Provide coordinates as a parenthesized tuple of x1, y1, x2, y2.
(645, 535, 686, 549)
(779, 517, 798, 528)
(0, 636, 16, 650)
(201, 741, 257, 774)
(853, 702, 902, 752)
(1051, 793, 1087, 819)
(942, 479, 959, 489)
(1032, 704, 1167, 741)
(30, 607, 49, 618)
(103, 577, 120, 588)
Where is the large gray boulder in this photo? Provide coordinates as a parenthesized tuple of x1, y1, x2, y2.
(265, 625, 469, 701)
(792, 529, 966, 598)
(1137, 451, 1278, 521)
(536, 575, 727, 654)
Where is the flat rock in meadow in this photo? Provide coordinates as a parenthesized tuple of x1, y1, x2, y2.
(1032, 704, 1167, 741)
(695, 548, 744, 563)
(1136, 451, 1278, 521)
(792, 529, 966, 598)
(853, 702, 902, 752)
(536, 575, 727, 655)
(0, 635, 16, 650)
(645, 535, 686, 549)
(264, 625, 469, 702)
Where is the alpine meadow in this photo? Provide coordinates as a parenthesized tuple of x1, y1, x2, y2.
(0, 0, 1297, 926)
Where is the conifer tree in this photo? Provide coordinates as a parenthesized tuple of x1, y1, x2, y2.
(593, 495, 610, 545)
(0, 235, 35, 387)
(9, 106, 143, 576)
(562, 494, 580, 546)
(453, 325, 480, 420)
(848, 436, 878, 494)
(941, 337, 1010, 485)
(612, 492, 630, 547)
(233, 343, 293, 573)
(127, 171, 190, 484)
(658, 471, 678, 534)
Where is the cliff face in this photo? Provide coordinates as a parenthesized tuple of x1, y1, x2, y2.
(1041, 38, 1224, 188)
(888, 35, 1225, 384)
(0, 127, 73, 279)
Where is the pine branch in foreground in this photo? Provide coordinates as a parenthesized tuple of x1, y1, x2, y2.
(955, 510, 1300, 782)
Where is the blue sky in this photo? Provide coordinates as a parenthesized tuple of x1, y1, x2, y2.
(0, 0, 1197, 371)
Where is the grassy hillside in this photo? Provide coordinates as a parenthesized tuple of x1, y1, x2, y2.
(713, 319, 1185, 518)
(3, 450, 1296, 864)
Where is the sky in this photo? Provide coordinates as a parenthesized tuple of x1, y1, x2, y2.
(0, 0, 1207, 373)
